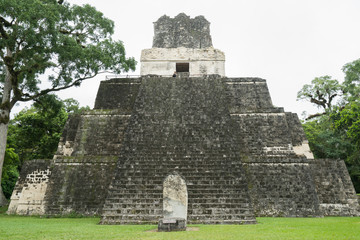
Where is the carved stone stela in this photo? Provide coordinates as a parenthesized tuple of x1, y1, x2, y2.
(163, 174, 188, 219)
(158, 173, 188, 231)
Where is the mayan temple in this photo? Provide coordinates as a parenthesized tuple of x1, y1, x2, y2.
(8, 14, 359, 224)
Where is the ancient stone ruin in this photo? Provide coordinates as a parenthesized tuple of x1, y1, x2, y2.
(8, 13, 359, 224)
(158, 173, 187, 231)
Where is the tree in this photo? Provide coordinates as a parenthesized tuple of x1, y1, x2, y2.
(302, 116, 354, 160)
(1, 147, 20, 199)
(331, 102, 360, 191)
(332, 102, 360, 147)
(3, 95, 84, 198)
(297, 76, 342, 119)
(298, 58, 360, 192)
(7, 95, 74, 162)
(0, 0, 136, 205)
(342, 59, 360, 102)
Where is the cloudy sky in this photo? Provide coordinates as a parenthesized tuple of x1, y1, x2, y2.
(18, 0, 360, 118)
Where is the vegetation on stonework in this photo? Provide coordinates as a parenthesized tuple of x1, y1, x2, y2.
(0, 215, 359, 240)
(298, 58, 360, 192)
(1, 147, 20, 199)
(1, 95, 89, 199)
(0, 0, 136, 205)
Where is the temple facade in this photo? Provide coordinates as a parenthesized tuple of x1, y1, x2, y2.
(8, 14, 359, 223)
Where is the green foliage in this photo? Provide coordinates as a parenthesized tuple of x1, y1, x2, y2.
(0, 0, 136, 106)
(3, 95, 88, 199)
(7, 95, 88, 162)
(332, 102, 360, 147)
(330, 102, 360, 191)
(7, 95, 68, 162)
(299, 58, 360, 192)
(0, 0, 136, 202)
(1, 148, 20, 199)
(63, 98, 90, 114)
(342, 59, 360, 101)
(297, 76, 342, 112)
(302, 118, 354, 160)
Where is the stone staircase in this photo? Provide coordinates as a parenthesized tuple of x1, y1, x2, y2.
(100, 76, 256, 224)
(101, 158, 255, 224)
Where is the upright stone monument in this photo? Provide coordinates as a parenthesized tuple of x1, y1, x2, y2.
(8, 13, 359, 222)
(158, 173, 188, 231)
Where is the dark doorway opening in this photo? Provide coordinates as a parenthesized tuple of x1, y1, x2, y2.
(176, 63, 189, 72)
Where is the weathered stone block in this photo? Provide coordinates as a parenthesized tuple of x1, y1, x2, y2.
(163, 173, 188, 220)
(158, 218, 186, 232)
(153, 13, 212, 49)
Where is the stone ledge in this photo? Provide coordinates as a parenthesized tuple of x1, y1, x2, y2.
(158, 218, 186, 232)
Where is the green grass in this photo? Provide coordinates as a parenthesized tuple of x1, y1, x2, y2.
(0, 216, 359, 240)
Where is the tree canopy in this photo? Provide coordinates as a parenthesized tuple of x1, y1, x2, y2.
(298, 58, 360, 192)
(297, 76, 342, 119)
(0, 0, 135, 107)
(0, 0, 136, 205)
(2, 95, 88, 199)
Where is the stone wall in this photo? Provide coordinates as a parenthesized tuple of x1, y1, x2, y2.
(55, 111, 131, 158)
(94, 78, 141, 111)
(225, 78, 313, 159)
(244, 159, 321, 217)
(285, 112, 314, 159)
(44, 156, 117, 215)
(142, 14, 223, 76)
(8, 75, 359, 220)
(100, 76, 256, 224)
(232, 113, 296, 157)
(9, 104, 131, 215)
(225, 78, 278, 114)
(140, 47, 225, 76)
(8, 156, 118, 216)
(8, 160, 51, 215)
(310, 159, 359, 216)
(152, 13, 212, 48)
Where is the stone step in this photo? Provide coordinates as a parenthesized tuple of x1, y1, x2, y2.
(108, 183, 245, 190)
(102, 201, 251, 210)
(189, 208, 252, 215)
(111, 179, 245, 185)
(120, 159, 239, 163)
(188, 216, 256, 224)
(106, 190, 247, 198)
(100, 214, 162, 222)
(120, 169, 239, 174)
(101, 209, 253, 219)
(102, 208, 162, 215)
(119, 161, 239, 165)
(117, 168, 240, 173)
(103, 197, 250, 204)
(100, 218, 256, 225)
(116, 173, 240, 180)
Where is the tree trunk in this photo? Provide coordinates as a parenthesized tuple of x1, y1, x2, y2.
(0, 48, 13, 206)
(0, 122, 9, 206)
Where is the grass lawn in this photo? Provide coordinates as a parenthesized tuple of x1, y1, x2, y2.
(0, 214, 359, 240)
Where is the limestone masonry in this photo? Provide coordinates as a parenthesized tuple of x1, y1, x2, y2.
(141, 13, 225, 77)
(8, 13, 359, 223)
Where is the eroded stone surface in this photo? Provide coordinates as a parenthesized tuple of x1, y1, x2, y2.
(158, 218, 186, 232)
(140, 47, 225, 76)
(8, 75, 360, 220)
(8, 162, 51, 215)
(153, 13, 212, 48)
(163, 173, 188, 220)
(293, 141, 314, 159)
